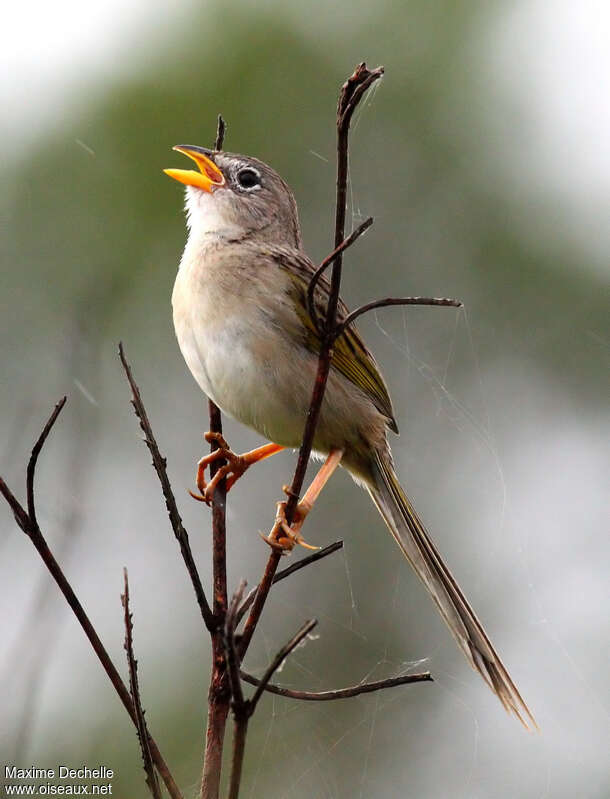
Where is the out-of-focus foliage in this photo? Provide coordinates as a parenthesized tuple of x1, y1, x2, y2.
(1, 2, 608, 798)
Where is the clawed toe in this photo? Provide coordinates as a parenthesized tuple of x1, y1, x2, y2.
(261, 500, 319, 554)
(190, 435, 284, 505)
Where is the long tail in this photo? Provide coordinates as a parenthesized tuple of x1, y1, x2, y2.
(369, 451, 536, 729)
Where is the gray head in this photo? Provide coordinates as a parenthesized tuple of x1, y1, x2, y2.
(165, 145, 302, 249)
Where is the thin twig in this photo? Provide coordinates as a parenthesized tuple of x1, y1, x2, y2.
(307, 217, 373, 333)
(26, 396, 66, 528)
(238, 64, 383, 662)
(227, 713, 248, 799)
(0, 401, 183, 799)
(240, 669, 433, 701)
(118, 342, 215, 632)
(334, 296, 463, 339)
(199, 115, 232, 799)
(224, 581, 248, 711)
(248, 619, 318, 713)
(235, 540, 343, 626)
(215, 114, 226, 151)
(122, 569, 162, 799)
(225, 582, 249, 799)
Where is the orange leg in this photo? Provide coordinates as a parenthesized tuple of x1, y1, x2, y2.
(265, 449, 344, 552)
(190, 432, 284, 505)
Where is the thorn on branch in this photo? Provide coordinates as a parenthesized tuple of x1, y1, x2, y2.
(122, 569, 162, 799)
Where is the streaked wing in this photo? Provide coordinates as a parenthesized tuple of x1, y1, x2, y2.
(271, 247, 399, 434)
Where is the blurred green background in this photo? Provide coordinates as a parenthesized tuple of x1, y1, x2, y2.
(1, 1, 608, 797)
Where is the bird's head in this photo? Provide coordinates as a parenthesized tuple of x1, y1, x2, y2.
(165, 145, 302, 248)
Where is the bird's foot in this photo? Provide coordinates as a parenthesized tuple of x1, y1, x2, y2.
(189, 433, 284, 505)
(261, 496, 320, 554)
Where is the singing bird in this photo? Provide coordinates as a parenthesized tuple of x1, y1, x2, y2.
(165, 145, 535, 728)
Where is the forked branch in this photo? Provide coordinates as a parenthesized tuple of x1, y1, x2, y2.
(0, 400, 183, 799)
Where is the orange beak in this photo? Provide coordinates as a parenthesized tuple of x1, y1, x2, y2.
(164, 145, 225, 192)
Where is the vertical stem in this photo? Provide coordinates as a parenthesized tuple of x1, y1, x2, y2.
(227, 715, 249, 799)
(200, 115, 231, 799)
(238, 63, 384, 662)
(200, 402, 230, 799)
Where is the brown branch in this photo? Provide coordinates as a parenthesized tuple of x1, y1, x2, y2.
(238, 63, 383, 661)
(122, 569, 162, 799)
(240, 669, 433, 701)
(118, 342, 215, 632)
(248, 618, 318, 713)
(224, 581, 247, 711)
(214, 114, 226, 151)
(334, 296, 463, 338)
(227, 713, 248, 799)
(26, 396, 66, 527)
(227, 614, 316, 799)
(235, 540, 343, 626)
(0, 401, 183, 799)
(224, 582, 249, 799)
(199, 114, 232, 799)
(307, 217, 374, 333)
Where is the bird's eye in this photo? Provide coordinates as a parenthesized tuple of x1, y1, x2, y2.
(236, 168, 261, 190)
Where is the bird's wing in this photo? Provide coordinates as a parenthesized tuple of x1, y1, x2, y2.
(270, 247, 399, 434)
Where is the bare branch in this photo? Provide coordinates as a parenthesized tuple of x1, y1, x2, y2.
(240, 669, 433, 701)
(236, 540, 343, 626)
(225, 581, 249, 799)
(238, 64, 384, 662)
(199, 121, 232, 799)
(334, 296, 463, 339)
(118, 342, 215, 632)
(248, 619, 318, 713)
(0, 403, 183, 799)
(215, 115, 226, 151)
(307, 217, 373, 333)
(122, 569, 162, 799)
(26, 396, 67, 527)
(224, 581, 248, 711)
(227, 714, 248, 799)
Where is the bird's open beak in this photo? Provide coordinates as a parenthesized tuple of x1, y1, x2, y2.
(164, 145, 225, 192)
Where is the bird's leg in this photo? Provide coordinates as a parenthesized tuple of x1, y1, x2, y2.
(190, 432, 284, 505)
(264, 449, 344, 552)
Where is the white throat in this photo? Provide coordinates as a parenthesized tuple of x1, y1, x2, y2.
(184, 187, 243, 242)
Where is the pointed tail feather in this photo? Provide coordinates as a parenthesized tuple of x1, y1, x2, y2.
(369, 452, 537, 729)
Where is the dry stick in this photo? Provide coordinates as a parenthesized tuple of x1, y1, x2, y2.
(240, 669, 433, 701)
(0, 400, 183, 799)
(118, 343, 215, 632)
(334, 296, 463, 338)
(122, 569, 162, 799)
(306, 216, 373, 333)
(238, 63, 384, 662)
(247, 618, 318, 713)
(235, 540, 343, 626)
(226, 591, 317, 799)
(200, 114, 232, 799)
(224, 583, 249, 799)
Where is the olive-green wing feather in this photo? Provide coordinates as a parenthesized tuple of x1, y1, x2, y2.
(271, 247, 399, 434)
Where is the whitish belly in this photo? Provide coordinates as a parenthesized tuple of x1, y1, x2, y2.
(174, 301, 312, 448)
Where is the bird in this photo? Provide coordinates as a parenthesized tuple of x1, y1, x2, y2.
(165, 144, 536, 728)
